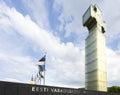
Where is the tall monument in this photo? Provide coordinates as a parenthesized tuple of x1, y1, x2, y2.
(83, 5, 107, 91)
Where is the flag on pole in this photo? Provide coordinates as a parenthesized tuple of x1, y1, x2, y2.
(39, 72, 44, 78)
(36, 54, 46, 84)
(38, 55, 46, 72)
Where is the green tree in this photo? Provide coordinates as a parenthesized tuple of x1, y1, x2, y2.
(108, 86, 120, 93)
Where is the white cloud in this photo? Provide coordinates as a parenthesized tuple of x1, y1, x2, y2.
(21, 0, 49, 29)
(4, 78, 21, 83)
(0, 52, 37, 83)
(0, 1, 84, 87)
(98, 0, 120, 42)
(106, 48, 120, 86)
(53, 0, 95, 37)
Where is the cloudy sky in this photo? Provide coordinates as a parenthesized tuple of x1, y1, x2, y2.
(0, 0, 120, 88)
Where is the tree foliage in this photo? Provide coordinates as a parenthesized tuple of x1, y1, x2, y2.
(108, 86, 120, 93)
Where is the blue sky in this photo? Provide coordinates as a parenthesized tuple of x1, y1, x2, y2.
(0, 0, 120, 88)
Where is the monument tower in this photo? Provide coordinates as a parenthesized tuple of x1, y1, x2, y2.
(83, 5, 107, 91)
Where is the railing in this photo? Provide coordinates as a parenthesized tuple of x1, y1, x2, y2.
(0, 81, 119, 95)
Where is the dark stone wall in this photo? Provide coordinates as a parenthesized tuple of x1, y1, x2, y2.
(0, 81, 119, 95)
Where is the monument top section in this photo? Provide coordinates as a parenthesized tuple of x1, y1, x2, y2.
(83, 4, 106, 32)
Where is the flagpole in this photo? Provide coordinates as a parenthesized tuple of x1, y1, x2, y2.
(43, 54, 46, 85)
(40, 72, 41, 85)
(44, 66, 45, 85)
(37, 53, 46, 85)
